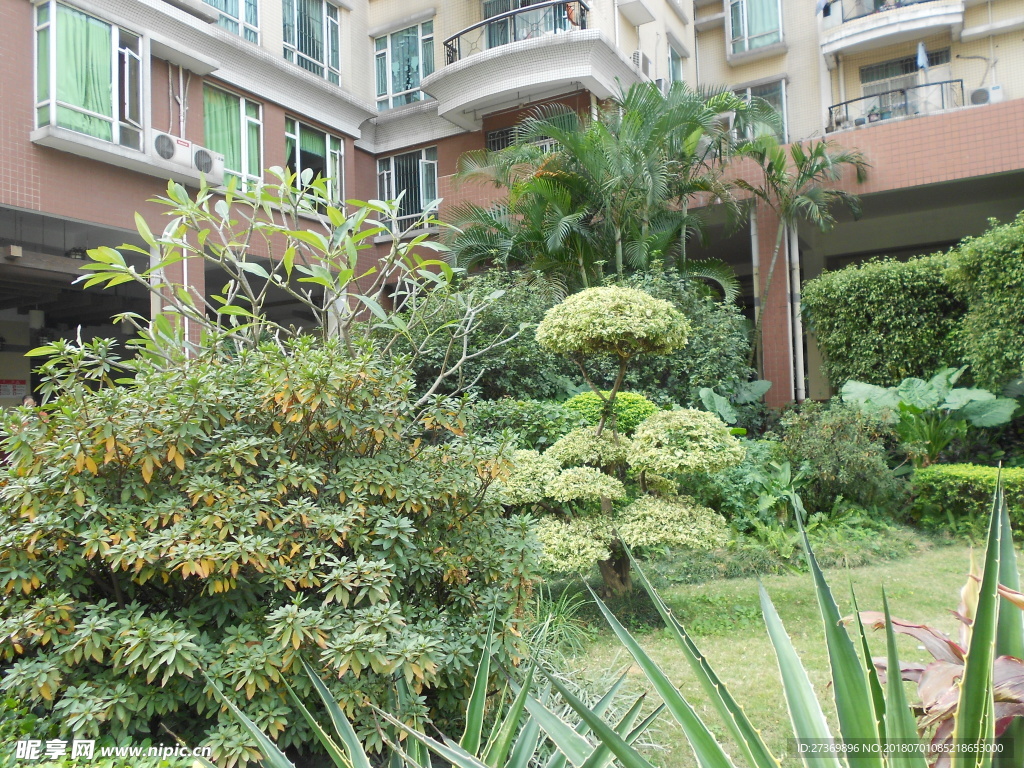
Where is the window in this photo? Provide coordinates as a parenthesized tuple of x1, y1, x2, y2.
(729, 0, 781, 55)
(669, 46, 684, 83)
(374, 22, 434, 110)
(860, 49, 949, 115)
(485, 127, 557, 153)
(34, 2, 143, 149)
(282, 0, 340, 84)
(285, 118, 344, 202)
(204, 86, 262, 189)
(377, 148, 438, 228)
(735, 80, 787, 142)
(204, 0, 259, 43)
(483, 0, 571, 48)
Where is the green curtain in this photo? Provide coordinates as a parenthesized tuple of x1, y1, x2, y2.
(204, 87, 241, 176)
(56, 5, 112, 140)
(745, 0, 780, 49)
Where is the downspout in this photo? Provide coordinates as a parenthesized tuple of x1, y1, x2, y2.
(613, 0, 620, 48)
(782, 225, 795, 403)
(590, 92, 599, 120)
(749, 206, 760, 362)
(789, 223, 805, 401)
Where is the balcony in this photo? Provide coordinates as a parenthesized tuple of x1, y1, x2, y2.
(827, 79, 964, 131)
(422, 1, 642, 130)
(821, 0, 964, 59)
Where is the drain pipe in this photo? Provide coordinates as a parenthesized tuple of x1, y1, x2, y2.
(613, 0, 620, 48)
(749, 206, 761, 374)
(789, 223, 806, 401)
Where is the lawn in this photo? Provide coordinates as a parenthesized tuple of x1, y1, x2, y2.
(568, 543, 993, 767)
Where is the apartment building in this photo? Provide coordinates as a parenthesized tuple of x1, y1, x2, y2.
(0, 0, 1021, 407)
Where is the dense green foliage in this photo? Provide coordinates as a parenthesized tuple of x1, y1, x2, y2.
(0, 338, 537, 766)
(911, 464, 1024, 530)
(775, 400, 905, 514)
(469, 398, 582, 450)
(562, 391, 657, 435)
(945, 212, 1024, 390)
(802, 255, 965, 388)
(402, 272, 574, 401)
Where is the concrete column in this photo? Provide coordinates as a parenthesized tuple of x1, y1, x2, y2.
(752, 202, 795, 408)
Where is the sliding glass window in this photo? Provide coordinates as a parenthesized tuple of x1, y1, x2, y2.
(283, 0, 341, 84)
(204, 0, 259, 43)
(729, 0, 782, 54)
(374, 21, 433, 110)
(285, 118, 344, 203)
(204, 86, 262, 189)
(35, 1, 142, 149)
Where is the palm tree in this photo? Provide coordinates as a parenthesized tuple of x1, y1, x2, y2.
(737, 136, 869, 369)
(448, 81, 780, 291)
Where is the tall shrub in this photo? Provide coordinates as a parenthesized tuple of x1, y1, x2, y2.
(802, 254, 965, 388)
(0, 338, 538, 766)
(946, 212, 1024, 390)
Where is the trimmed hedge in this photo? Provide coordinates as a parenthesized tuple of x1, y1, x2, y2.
(802, 255, 965, 388)
(911, 464, 1024, 529)
(945, 212, 1024, 390)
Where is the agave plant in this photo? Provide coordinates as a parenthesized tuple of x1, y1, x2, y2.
(567, 483, 1016, 768)
(198, 616, 663, 768)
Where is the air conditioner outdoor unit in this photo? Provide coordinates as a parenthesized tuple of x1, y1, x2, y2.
(631, 50, 652, 77)
(654, 77, 669, 94)
(152, 132, 193, 166)
(969, 85, 1004, 105)
(192, 145, 225, 184)
(151, 132, 225, 184)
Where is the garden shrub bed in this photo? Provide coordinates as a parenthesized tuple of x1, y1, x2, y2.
(911, 463, 1024, 529)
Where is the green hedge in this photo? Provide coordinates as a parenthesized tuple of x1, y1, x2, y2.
(910, 464, 1024, 529)
(563, 391, 658, 434)
(945, 212, 1024, 390)
(803, 255, 965, 388)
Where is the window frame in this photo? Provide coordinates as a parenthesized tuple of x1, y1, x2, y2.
(374, 20, 434, 111)
(34, 1, 144, 150)
(669, 45, 684, 83)
(376, 147, 439, 229)
(204, 0, 259, 43)
(728, 0, 783, 56)
(285, 117, 345, 204)
(203, 85, 263, 190)
(735, 79, 787, 143)
(283, 0, 341, 84)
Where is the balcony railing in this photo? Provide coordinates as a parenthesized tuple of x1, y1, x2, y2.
(831, 0, 940, 23)
(443, 1, 590, 65)
(827, 79, 963, 131)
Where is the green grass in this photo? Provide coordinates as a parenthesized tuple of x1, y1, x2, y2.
(567, 543, 989, 767)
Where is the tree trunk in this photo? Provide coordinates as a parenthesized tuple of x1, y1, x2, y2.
(597, 552, 633, 598)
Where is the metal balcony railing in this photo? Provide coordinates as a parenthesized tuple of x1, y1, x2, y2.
(443, 1, 590, 65)
(830, 0, 941, 23)
(827, 79, 964, 130)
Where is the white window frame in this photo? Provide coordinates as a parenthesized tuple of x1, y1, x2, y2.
(285, 117, 345, 203)
(374, 21, 434, 111)
(204, 0, 259, 43)
(669, 45, 684, 83)
(728, 0, 783, 55)
(283, 0, 341, 84)
(34, 1, 144, 150)
(376, 147, 438, 229)
(735, 79, 787, 142)
(204, 85, 263, 191)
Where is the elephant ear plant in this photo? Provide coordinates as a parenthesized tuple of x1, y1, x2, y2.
(843, 367, 1018, 467)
